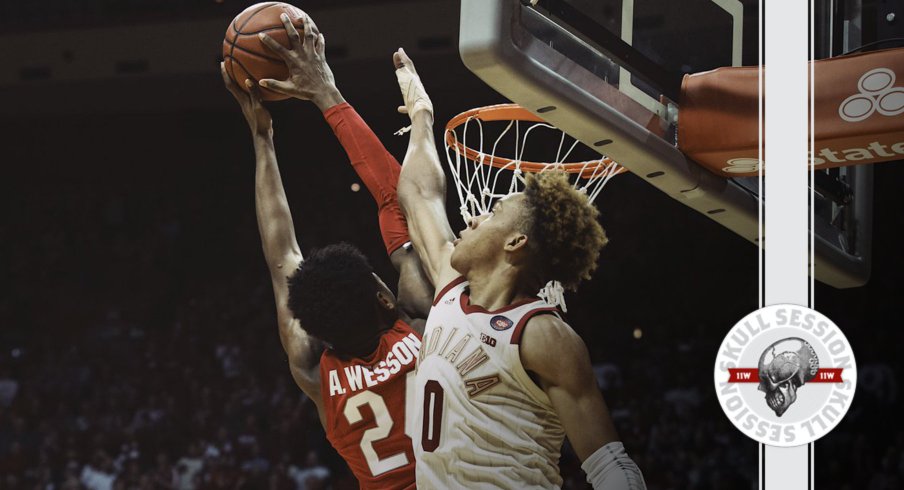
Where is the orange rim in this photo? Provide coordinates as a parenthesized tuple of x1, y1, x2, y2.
(444, 103, 626, 179)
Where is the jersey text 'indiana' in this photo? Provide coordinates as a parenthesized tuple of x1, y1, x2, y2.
(419, 326, 500, 397)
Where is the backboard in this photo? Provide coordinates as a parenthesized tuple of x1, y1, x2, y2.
(458, 0, 873, 288)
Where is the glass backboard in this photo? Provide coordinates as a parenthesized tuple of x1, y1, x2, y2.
(459, 0, 873, 288)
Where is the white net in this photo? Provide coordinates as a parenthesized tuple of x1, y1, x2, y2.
(443, 105, 622, 310)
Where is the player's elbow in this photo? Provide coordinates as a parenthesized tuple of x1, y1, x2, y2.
(266, 251, 301, 278)
(399, 166, 445, 202)
(398, 173, 438, 212)
(397, 174, 417, 211)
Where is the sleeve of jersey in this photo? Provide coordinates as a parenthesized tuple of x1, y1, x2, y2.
(323, 102, 410, 256)
(581, 442, 647, 490)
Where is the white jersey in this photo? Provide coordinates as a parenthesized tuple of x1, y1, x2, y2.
(414, 277, 566, 489)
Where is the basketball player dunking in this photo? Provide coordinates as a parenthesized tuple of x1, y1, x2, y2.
(394, 49, 647, 489)
(221, 13, 430, 489)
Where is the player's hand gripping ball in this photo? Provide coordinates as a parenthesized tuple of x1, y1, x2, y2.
(223, 2, 305, 101)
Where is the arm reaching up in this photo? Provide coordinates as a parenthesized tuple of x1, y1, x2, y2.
(221, 63, 325, 425)
(322, 104, 434, 322)
(393, 49, 459, 290)
(258, 14, 433, 321)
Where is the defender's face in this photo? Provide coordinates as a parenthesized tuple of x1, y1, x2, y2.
(450, 193, 529, 274)
(373, 273, 397, 308)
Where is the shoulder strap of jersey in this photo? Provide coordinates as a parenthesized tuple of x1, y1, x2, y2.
(510, 307, 563, 344)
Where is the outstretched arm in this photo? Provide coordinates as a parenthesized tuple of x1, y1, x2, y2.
(259, 18, 433, 320)
(221, 63, 324, 422)
(321, 104, 435, 322)
(521, 315, 646, 489)
(393, 49, 459, 290)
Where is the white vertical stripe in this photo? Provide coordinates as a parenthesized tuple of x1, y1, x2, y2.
(762, 0, 812, 487)
(765, 0, 809, 306)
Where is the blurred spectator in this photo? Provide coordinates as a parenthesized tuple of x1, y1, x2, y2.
(175, 444, 204, 490)
(240, 443, 271, 479)
(0, 368, 18, 408)
(81, 451, 117, 490)
(288, 451, 330, 490)
(593, 362, 622, 392)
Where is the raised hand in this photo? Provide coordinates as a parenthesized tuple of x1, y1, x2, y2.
(393, 48, 433, 119)
(258, 13, 344, 110)
(221, 61, 272, 136)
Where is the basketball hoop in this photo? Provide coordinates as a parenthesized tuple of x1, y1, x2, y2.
(444, 104, 625, 222)
(443, 103, 625, 310)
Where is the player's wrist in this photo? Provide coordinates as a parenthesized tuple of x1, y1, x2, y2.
(582, 442, 646, 490)
(410, 110, 434, 125)
(312, 87, 346, 112)
(251, 127, 274, 142)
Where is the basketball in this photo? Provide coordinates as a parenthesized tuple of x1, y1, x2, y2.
(223, 2, 305, 101)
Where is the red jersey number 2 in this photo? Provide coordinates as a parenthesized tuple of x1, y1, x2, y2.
(341, 371, 416, 476)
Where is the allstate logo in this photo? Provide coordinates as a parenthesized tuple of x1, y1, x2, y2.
(714, 305, 857, 447)
(722, 157, 761, 174)
(838, 68, 904, 122)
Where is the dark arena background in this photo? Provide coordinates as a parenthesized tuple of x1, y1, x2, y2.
(1, 1, 902, 489)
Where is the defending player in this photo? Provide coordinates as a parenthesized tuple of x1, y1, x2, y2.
(394, 49, 647, 489)
(220, 13, 429, 489)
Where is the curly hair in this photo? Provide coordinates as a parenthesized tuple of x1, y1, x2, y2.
(287, 243, 380, 357)
(522, 171, 608, 290)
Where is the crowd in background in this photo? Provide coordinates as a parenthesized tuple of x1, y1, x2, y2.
(1, 289, 764, 489)
(0, 183, 764, 490)
(1, 138, 901, 490)
(4, 267, 900, 490)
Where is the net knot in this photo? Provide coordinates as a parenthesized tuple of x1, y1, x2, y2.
(538, 280, 568, 312)
(458, 205, 471, 222)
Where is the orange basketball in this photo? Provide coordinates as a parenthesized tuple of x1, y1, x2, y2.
(223, 2, 305, 101)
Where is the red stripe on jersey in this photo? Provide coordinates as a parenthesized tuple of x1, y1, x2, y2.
(432, 276, 466, 306)
(460, 292, 541, 315)
(510, 307, 562, 344)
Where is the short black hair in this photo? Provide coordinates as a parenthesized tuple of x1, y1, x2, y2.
(287, 243, 381, 357)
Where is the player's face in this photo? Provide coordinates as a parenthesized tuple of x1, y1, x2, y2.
(450, 193, 529, 274)
(370, 273, 400, 333)
(338, 274, 397, 348)
(374, 273, 397, 309)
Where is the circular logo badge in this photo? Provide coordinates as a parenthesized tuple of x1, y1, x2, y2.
(713, 304, 857, 447)
(489, 315, 514, 331)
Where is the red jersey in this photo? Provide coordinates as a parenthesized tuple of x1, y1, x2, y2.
(319, 320, 421, 490)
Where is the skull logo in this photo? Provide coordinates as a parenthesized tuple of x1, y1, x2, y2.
(757, 338, 820, 417)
